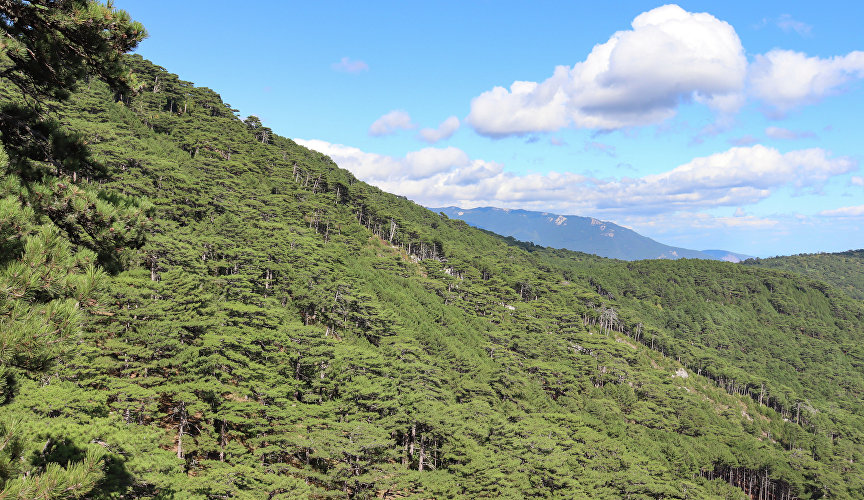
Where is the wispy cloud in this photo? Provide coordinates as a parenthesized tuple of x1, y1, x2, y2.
(331, 57, 369, 73)
(765, 126, 816, 140)
(584, 141, 616, 157)
(714, 214, 779, 228)
(776, 14, 812, 36)
(728, 135, 759, 146)
(626, 211, 781, 233)
(819, 205, 864, 217)
(368, 110, 415, 136)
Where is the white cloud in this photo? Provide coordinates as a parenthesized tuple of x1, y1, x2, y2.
(404, 147, 469, 177)
(295, 139, 855, 218)
(749, 49, 864, 113)
(294, 139, 487, 183)
(294, 139, 404, 179)
(368, 110, 415, 136)
(331, 57, 369, 73)
(765, 126, 816, 140)
(467, 79, 570, 136)
(622, 211, 779, 231)
(460, 5, 864, 135)
(418, 116, 460, 143)
(635, 145, 850, 193)
(714, 214, 779, 228)
(851, 176, 864, 186)
(819, 205, 864, 217)
(466, 4, 746, 136)
(588, 146, 853, 213)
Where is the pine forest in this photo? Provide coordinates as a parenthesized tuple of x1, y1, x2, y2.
(1, 2, 863, 498)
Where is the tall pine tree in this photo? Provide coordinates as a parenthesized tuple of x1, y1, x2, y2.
(0, 1, 147, 496)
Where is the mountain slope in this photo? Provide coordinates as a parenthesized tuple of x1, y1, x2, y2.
(435, 206, 720, 261)
(743, 250, 864, 300)
(3, 55, 864, 499)
(702, 249, 754, 263)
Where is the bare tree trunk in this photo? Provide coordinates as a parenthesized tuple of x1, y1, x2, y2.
(409, 423, 416, 462)
(176, 402, 187, 459)
(219, 419, 226, 462)
(418, 435, 426, 471)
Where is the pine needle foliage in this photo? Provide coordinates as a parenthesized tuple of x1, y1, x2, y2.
(2, 4, 864, 498)
(0, 1, 146, 497)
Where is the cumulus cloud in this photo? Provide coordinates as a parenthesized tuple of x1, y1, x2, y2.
(819, 205, 864, 217)
(295, 139, 855, 218)
(418, 116, 460, 143)
(331, 57, 369, 73)
(466, 4, 746, 136)
(640, 146, 805, 191)
(765, 126, 816, 140)
(294, 139, 490, 184)
(295, 139, 404, 179)
(404, 147, 470, 177)
(590, 145, 854, 213)
(368, 110, 415, 136)
(749, 49, 864, 113)
(461, 5, 864, 135)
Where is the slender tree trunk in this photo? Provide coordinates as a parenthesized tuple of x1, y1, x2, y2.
(219, 419, 226, 462)
(418, 435, 426, 471)
(409, 423, 416, 463)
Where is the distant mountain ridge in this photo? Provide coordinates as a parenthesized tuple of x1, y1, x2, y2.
(701, 249, 754, 263)
(434, 206, 745, 261)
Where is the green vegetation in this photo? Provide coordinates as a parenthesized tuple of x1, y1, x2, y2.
(744, 250, 864, 300)
(2, 3, 864, 498)
(0, 1, 147, 496)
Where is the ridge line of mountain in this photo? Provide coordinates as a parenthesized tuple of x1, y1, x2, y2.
(432, 205, 752, 262)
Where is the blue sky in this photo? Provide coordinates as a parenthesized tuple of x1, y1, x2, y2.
(115, 1, 863, 257)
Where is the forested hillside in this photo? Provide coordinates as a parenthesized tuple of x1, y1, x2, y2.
(743, 250, 864, 301)
(2, 7, 864, 498)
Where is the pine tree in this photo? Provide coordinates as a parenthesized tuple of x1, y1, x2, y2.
(0, 1, 146, 496)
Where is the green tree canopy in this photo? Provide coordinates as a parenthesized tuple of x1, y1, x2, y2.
(0, 1, 147, 497)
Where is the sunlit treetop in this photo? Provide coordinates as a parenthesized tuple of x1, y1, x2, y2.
(0, 0, 146, 102)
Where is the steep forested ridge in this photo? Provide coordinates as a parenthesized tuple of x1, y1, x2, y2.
(2, 40, 864, 499)
(743, 250, 864, 301)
